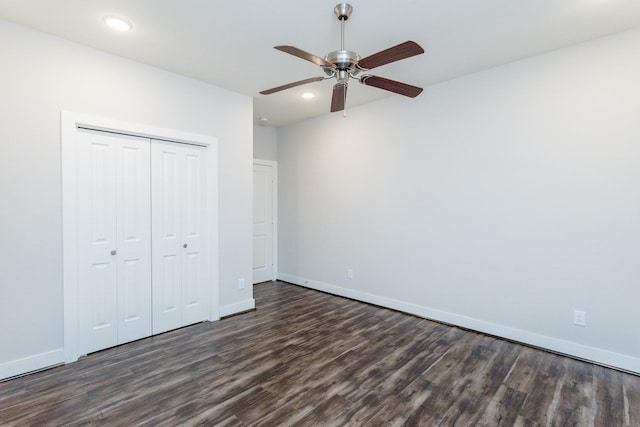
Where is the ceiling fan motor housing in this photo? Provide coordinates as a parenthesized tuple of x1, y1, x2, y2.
(324, 50, 360, 79)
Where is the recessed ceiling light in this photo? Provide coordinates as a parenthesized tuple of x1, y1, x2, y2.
(258, 117, 269, 124)
(300, 91, 316, 99)
(103, 15, 133, 32)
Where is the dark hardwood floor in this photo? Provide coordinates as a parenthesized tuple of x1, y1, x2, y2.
(1, 281, 639, 426)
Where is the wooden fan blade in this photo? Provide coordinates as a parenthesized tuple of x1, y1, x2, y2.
(357, 41, 424, 71)
(330, 83, 347, 112)
(260, 77, 325, 95)
(360, 75, 423, 98)
(275, 45, 334, 68)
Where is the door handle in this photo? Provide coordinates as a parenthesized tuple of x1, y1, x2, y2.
(183, 243, 188, 249)
(111, 250, 117, 256)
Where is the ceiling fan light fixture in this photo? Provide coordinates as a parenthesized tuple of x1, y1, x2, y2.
(103, 15, 133, 32)
(300, 91, 316, 99)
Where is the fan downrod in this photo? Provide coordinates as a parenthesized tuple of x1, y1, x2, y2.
(326, 3, 358, 81)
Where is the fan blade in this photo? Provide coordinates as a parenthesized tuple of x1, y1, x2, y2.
(357, 41, 424, 71)
(330, 83, 347, 112)
(360, 75, 423, 98)
(260, 77, 325, 95)
(274, 45, 334, 68)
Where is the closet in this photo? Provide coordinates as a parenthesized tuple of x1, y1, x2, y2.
(76, 129, 208, 355)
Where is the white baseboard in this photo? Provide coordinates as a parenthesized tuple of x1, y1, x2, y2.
(1, 299, 255, 381)
(0, 349, 65, 381)
(277, 273, 640, 375)
(219, 298, 256, 318)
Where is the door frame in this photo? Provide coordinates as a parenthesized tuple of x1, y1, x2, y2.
(61, 111, 219, 363)
(253, 159, 278, 282)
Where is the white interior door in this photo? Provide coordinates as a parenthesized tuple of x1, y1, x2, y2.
(77, 130, 151, 355)
(152, 141, 207, 334)
(181, 146, 207, 325)
(253, 163, 274, 284)
(115, 135, 152, 344)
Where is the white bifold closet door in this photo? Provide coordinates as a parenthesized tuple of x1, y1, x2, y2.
(77, 130, 152, 355)
(151, 140, 208, 335)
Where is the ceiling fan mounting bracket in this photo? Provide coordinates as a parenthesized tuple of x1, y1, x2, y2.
(334, 3, 353, 21)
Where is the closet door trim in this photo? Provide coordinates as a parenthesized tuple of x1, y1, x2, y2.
(61, 111, 219, 363)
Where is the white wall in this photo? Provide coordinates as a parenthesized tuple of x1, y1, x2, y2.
(0, 19, 253, 376)
(253, 125, 278, 161)
(277, 28, 640, 373)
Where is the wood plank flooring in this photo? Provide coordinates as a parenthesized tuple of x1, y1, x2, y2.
(1, 281, 639, 426)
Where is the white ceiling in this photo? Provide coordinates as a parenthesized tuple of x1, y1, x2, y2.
(1, 0, 640, 127)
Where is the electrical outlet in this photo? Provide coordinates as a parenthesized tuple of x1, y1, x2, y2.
(573, 310, 586, 326)
(238, 278, 245, 290)
(347, 269, 353, 280)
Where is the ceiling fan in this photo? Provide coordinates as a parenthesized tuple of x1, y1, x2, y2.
(260, 3, 425, 113)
